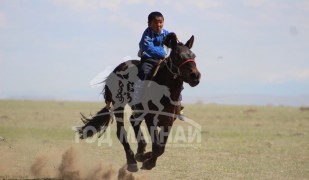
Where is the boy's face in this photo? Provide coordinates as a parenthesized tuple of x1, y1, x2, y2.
(149, 16, 164, 34)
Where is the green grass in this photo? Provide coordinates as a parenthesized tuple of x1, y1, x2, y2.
(0, 100, 308, 179)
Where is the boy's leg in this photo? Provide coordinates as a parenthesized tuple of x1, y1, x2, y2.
(132, 61, 154, 104)
(131, 61, 155, 119)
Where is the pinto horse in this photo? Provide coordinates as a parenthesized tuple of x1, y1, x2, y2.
(78, 33, 201, 172)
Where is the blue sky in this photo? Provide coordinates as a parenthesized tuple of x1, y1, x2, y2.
(0, 0, 308, 105)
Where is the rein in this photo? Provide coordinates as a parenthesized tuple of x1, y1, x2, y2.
(164, 57, 181, 79)
(179, 59, 196, 70)
(164, 57, 196, 79)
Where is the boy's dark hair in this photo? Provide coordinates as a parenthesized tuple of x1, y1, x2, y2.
(148, 11, 164, 25)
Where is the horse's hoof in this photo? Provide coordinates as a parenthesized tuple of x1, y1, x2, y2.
(135, 152, 152, 162)
(135, 153, 145, 162)
(144, 151, 152, 158)
(127, 163, 139, 172)
(141, 159, 155, 170)
(140, 164, 154, 170)
(140, 166, 149, 170)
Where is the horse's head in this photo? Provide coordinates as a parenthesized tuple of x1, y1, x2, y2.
(164, 33, 201, 87)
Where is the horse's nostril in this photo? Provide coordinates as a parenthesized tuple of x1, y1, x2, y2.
(190, 72, 198, 80)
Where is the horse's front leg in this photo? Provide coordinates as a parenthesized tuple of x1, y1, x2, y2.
(129, 115, 149, 162)
(114, 107, 138, 172)
(141, 121, 172, 170)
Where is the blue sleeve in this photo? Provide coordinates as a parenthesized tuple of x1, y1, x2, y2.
(139, 30, 167, 59)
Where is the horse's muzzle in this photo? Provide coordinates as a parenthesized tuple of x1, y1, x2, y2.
(188, 71, 201, 87)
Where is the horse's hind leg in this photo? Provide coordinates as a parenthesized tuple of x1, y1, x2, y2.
(114, 107, 138, 172)
(129, 117, 149, 162)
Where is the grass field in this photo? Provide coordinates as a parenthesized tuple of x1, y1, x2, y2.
(0, 100, 308, 179)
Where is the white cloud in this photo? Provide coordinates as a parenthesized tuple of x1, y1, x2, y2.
(55, 0, 98, 11)
(51, 0, 155, 11)
(243, 0, 268, 7)
(161, 0, 221, 12)
(121, 16, 144, 33)
(265, 68, 309, 84)
(51, 0, 122, 11)
(126, 0, 142, 4)
(190, 0, 221, 9)
(51, 0, 222, 14)
(98, 0, 122, 11)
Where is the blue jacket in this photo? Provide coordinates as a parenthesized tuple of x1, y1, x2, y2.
(139, 27, 169, 60)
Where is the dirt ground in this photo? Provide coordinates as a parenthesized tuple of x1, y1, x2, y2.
(0, 100, 308, 179)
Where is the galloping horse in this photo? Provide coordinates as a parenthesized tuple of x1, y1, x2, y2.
(78, 33, 201, 172)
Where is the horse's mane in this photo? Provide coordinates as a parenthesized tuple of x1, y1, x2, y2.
(163, 32, 176, 47)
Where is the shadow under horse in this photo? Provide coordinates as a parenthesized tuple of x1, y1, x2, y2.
(78, 33, 201, 172)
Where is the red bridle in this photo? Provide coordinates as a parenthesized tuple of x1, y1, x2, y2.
(178, 59, 196, 70)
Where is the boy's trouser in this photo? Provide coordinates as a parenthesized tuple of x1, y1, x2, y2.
(138, 58, 158, 80)
(132, 58, 158, 106)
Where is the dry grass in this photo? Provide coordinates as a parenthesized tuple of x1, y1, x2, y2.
(0, 100, 308, 179)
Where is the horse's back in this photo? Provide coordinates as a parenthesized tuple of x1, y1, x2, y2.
(113, 60, 141, 74)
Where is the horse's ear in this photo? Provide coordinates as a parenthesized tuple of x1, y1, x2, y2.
(164, 32, 178, 50)
(171, 37, 178, 50)
(185, 35, 194, 49)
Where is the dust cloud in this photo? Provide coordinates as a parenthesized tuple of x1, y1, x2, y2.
(29, 146, 141, 180)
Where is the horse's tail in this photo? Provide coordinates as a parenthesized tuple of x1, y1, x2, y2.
(78, 60, 140, 139)
(78, 106, 111, 139)
(78, 84, 113, 139)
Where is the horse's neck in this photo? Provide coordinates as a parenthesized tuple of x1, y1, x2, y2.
(155, 66, 183, 101)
